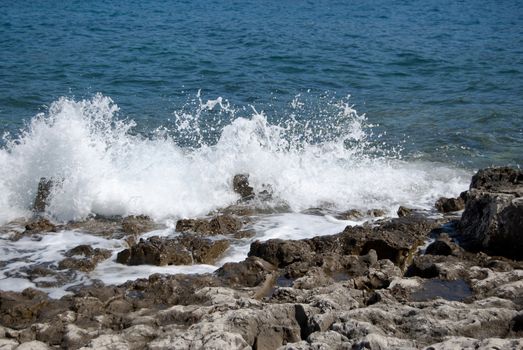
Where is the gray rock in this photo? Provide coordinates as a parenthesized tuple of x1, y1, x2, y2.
(458, 167, 523, 260)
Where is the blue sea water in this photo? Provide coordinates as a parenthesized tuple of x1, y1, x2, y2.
(0, 0, 521, 224)
(1, 0, 522, 166)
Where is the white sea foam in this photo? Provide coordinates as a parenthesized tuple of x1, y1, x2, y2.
(0, 93, 471, 225)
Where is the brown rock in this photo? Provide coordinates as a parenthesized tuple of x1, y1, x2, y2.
(24, 219, 56, 234)
(217, 256, 277, 287)
(0, 289, 49, 330)
(176, 214, 242, 235)
(33, 178, 53, 213)
(435, 196, 465, 213)
(117, 235, 230, 266)
(249, 239, 314, 267)
(336, 209, 364, 220)
(249, 216, 437, 271)
(233, 174, 255, 200)
(58, 245, 112, 272)
(122, 215, 155, 235)
(397, 206, 413, 217)
(116, 236, 192, 266)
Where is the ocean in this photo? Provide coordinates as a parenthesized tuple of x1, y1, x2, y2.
(0, 0, 521, 295)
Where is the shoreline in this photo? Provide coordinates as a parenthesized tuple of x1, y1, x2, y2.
(0, 167, 521, 349)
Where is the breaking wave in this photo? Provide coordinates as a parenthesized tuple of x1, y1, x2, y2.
(0, 93, 470, 224)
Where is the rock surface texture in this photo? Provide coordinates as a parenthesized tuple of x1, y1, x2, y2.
(0, 167, 522, 349)
(458, 167, 523, 260)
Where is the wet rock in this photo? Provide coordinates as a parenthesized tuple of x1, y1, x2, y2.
(249, 239, 314, 268)
(24, 219, 56, 234)
(335, 209, 363, 220)
(63, 216, 123, 237)
(397, 206, 413, 217)
(117, 236, 191, 266)
(58, 245, 112, 272)
(367, 209, 386, 217)
(435, 196, 465, 213)
(175, 214, 242, 235)
(121, 215, 155, 235)
(32, 178, 53, 213)
(117, 235, 230, 266)
(410, 279, 473, 302)
(216, 256, 276, 288)
(249, 216, 437, 271)
(233, 174, 255, 200)
(177, 235, 230, 265)
(458, 167, 523, 260)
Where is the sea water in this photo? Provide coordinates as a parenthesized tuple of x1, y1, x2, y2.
(0, 0, 521, 295)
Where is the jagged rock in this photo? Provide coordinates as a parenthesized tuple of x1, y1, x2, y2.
(176, 214, 242, 235)
(217, 256, 277, 288)
(435, 196, 465, 213)
(0, 289, 49, 330)
(58, 245, 112, 272)
(470, 167, 523, 193)
(367, 209, 386, 217)
(32, 319, 64, 346)
(62, 324, 92, 349)
(458, 167, 523, 260)
(117, 235, 230, 266)
(249, 239, 313, 268)
(32, 178, 53, 213)
(24, 219, 56, 234)
(121, 215, 155, 235)
(249, 216, 437, 271)
(397, 206, 413, 217)
(233, 174, 255, 200)
(335, 209, 363, 220)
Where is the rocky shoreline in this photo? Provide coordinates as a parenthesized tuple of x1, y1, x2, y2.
(0, 167, 522, 349)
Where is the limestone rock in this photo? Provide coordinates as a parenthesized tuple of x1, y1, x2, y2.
(458, 167, 523, 260)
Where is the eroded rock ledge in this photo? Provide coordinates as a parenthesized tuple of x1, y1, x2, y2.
(0, 167, 521, 350)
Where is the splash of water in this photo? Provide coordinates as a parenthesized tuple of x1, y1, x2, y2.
(0, 93, 470, 224)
